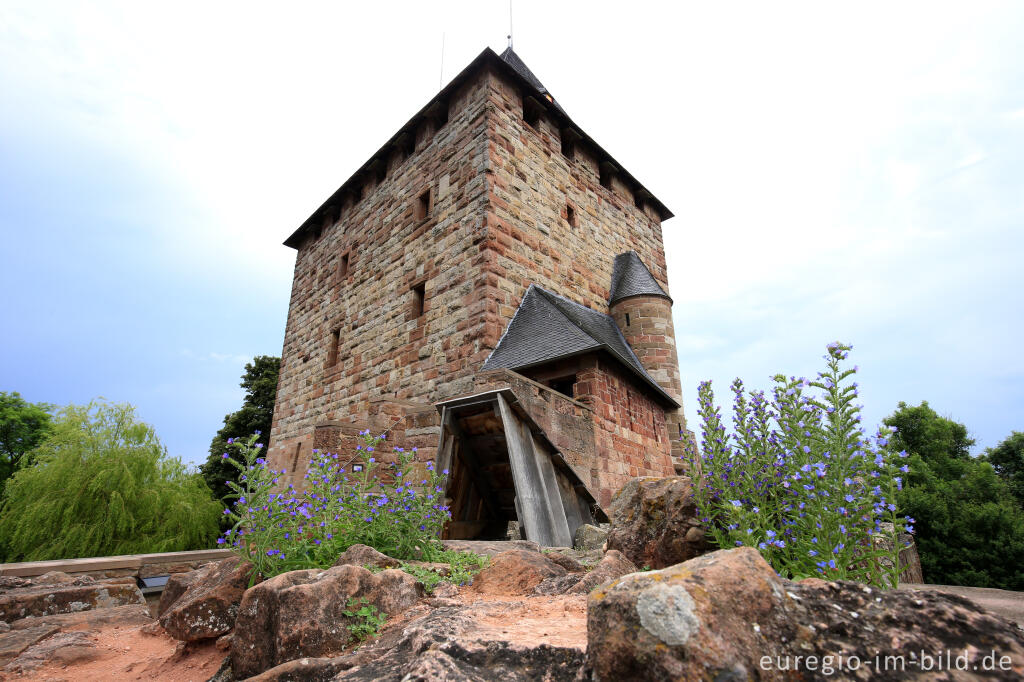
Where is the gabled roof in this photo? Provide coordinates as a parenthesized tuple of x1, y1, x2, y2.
(284, 47, 672, 249)
(609, 251, 671, 305)
(481, 285, 679, 407)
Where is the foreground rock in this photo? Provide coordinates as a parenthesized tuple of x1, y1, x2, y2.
(2, 630, 100, 675)
(472, 550, 567, 596)
(8, 603, 152, 633)
(584, 546, 1024, 681)
(251, 594, 587, 681)
(231, 564, 423, 678)
(0, 572, 144, 623)
(604, 476, 708, 570)
(158, 556, 253, 642)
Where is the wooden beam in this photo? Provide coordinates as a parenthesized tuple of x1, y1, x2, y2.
(496, 393, 573, 547)
(526, 428, 574, 547)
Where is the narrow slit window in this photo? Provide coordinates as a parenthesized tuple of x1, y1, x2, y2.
(566, 204, 576, 228)
(411, 282, 426, 318)
(326, 329, 340, 367)
(523, 97, 541, 128)
(561, 136, 575, 159)
(416, 189, 431, 221)
(339, 252, 350, 279)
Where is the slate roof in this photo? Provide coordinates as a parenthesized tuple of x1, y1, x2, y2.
(482, 285, 679, 407)
(499, 47, 566, 114)
(608, 251, 671, 305)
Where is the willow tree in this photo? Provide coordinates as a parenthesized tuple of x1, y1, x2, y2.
(0, 400, 221, 561)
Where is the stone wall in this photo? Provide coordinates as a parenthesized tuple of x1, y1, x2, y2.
(268, 69, 495, 480)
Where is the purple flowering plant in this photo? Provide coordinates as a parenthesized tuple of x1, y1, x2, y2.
(219, 430, 451, 578)
(684, 342, 911, 587)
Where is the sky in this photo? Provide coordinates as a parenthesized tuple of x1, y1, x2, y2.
(1, 1, 1022, 466)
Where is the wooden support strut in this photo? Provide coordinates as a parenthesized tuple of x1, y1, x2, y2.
(495, 393, 573, 547)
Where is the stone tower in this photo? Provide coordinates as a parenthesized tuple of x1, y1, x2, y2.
(268, 47, 689, 540)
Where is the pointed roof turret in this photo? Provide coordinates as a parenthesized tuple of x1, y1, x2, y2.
(608, 251, 671, 305)
(482, 285, 679, 407)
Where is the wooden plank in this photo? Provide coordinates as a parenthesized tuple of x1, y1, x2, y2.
(497, 393, 554, 545)
(527, 429, 574, 547)
(436, 407, 455, 475)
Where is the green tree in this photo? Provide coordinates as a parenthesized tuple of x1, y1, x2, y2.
(0, 392, 53, 493)
(885, 402, 1024, 589)
(200, 356, 280, 504)
(985, 431, 1024, 508)
(0, 400, 221, 562)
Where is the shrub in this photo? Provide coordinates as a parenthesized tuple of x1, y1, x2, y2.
(0, 400, 221, 561)
(685, 342, 911, 587)
(220, 431, 453, 579)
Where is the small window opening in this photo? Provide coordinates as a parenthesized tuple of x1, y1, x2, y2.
(326, 329, 340, 367)
(415, 189, 431, 221)
(561, 136, 575, 159)
(566, 204, 576, 228)
(599, 166, 613, 190)
(339, 252, 350, 279)
(523, 96, 541, 128)
(290, 442, 301, 476)
(549, 375, 576, 398)
(411, 282, 426, 318)
(678, 423, 684, 438)
(634, 194, 645, 210)
(625, 313, 631, 327)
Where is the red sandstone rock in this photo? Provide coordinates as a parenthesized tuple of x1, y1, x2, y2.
(230, 564, 423, 679)
(566, 549, 636, 595)
(2, 630, 100, 675)
(584, 547, 1024, 681)
(156, 563, 209, 617)
(158, 557, 253, 642)
(604, 476, 709, 569)
(0, 575, 145, 623)
(471, 550, 567, 596)
(332, 543, 401, 570)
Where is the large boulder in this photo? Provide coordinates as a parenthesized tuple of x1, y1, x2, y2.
(157, 563, 208, 617)
(604, 476, 709, 570)
(471, 550, 567, 596)
(584, 547, 1024, 681)
(0, 573, 144, 623)
(333, 544, 401, 570)
(253, 597, 587, 681)
(158, 556, 253, 642)
(231, 564, 423, 679)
